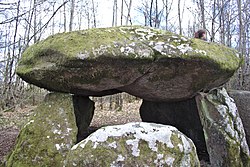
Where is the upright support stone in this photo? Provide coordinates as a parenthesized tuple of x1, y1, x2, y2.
(195, 88, 250, 167)
(72, 95, 95, 143)
(5, 93, 78, 167)
(139, 98, 208, 161)
(228, 90, 250, 147)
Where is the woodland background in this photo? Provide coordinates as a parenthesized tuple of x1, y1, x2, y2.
(0, 0, 250, 112)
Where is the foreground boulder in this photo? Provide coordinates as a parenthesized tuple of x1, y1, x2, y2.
(140, 98, 208, 161)
(196, 88, 250, 167)
(5, 93, 77, 167)
(16, 26, 241, 101)
(66, 122, 200, 166)
(228, 90, 250, 147)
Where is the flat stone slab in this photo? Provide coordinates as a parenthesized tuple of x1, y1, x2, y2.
(17, 26, 241, 101)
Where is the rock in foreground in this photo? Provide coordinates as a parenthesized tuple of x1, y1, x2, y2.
(66, 122, 200, 167)
(5, 93, 77, 167)
(228, 90, 250, 147)
(196, 88, 250, 167)
(16, 26, 241, 101)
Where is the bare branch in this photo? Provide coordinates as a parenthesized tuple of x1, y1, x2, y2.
(27, 1, 69, 44)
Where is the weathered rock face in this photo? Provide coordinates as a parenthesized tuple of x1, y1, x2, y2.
(5, 93, 77, 167)
(16, 26, 241, 101)
(66, 122, 200, 167)
(139, 98, 208, 161)
(228, 90, 250, 148)
(196, 88, 250, 167)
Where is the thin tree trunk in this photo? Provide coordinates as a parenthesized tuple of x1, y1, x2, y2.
(126, 0, 132, 25)
(69, 0, 75, 31)
(52, 2, 55, 34)
(63, 0, 67, 32)
(165, 0, 168, 30)
(211, 0, 216, 42)
(9, 0, 20, 85)
(155, 0, 158, 27)
(33, 0, 37, 43)
(149, 0, 153, 27)
(112, 0, 117, 26)
(237, 0, 243, 53)
(178, 0, 182, 35)
(92, 0, 96, 28)
(121, 0, 124, 25)
(200, 0, 206, 30)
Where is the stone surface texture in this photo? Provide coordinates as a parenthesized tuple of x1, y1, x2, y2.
(196, 88, 250, 167)
(5, 93, 77, 167)
(228, 90, 250, 148)
(16, 26, 241, 101)
(66, 122, 200, 167)
(139, 98, 208, 161)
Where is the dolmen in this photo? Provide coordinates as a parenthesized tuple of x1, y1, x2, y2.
(3, 26, 249, 167)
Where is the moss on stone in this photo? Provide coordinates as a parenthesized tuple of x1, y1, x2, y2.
(5, 93, 78, 167)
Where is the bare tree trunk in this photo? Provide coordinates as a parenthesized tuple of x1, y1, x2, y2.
(237, 0, 243, 53)
(164, 0, 168, 30)
(63, 0, 67, 32)
(121, 0, 124, 25)
(219, 0, 225, 44)
(163, 0, 173, 30)
(126, 0, 132, 25)
(9, 0, 20, 85)
(210, 0, 216, 42)
(149, 0, 153, 27)
(155, 0, 158, 27)
(178, 0, 182, 35)
(112, 0, 117, 27)
(200, 0, 206, 30)
(33, 0, 37, 43)
(92, 0, 96, 28)
(69, 0, 75, 31)
(52, 2, 55, 35)
(24, 0, 34, 48)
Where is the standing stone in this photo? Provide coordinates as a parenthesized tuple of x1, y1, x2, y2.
(66, 122, 200, 167)
(139, 98, 208, 161)
(196, 88, 250, 167)
(5, 93, 77, 167)
(228, 90, 250, 148)
(72, 95, 95, 142)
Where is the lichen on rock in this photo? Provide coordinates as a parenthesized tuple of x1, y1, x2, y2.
(5, 93, 77, 167)
(196, 88, 250, 167)
(66, 122, 200, 167)
(16, 25, 241, 101)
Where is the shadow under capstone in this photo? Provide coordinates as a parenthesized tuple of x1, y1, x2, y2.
(72, 95, 95, 143)
(139, 97, 210, 163)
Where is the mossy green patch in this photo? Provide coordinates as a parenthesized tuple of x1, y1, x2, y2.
(5, 93, 77, 167)
(196, 88, 250, 167)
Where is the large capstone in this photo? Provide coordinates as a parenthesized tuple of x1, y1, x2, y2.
(66, 122, 200, 167)
(196, 88, 250, 167)
(16, 26, 241, 101)
(5, 93, 78, 167)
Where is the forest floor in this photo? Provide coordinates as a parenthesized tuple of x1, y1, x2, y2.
(0, 98, 209, 166)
